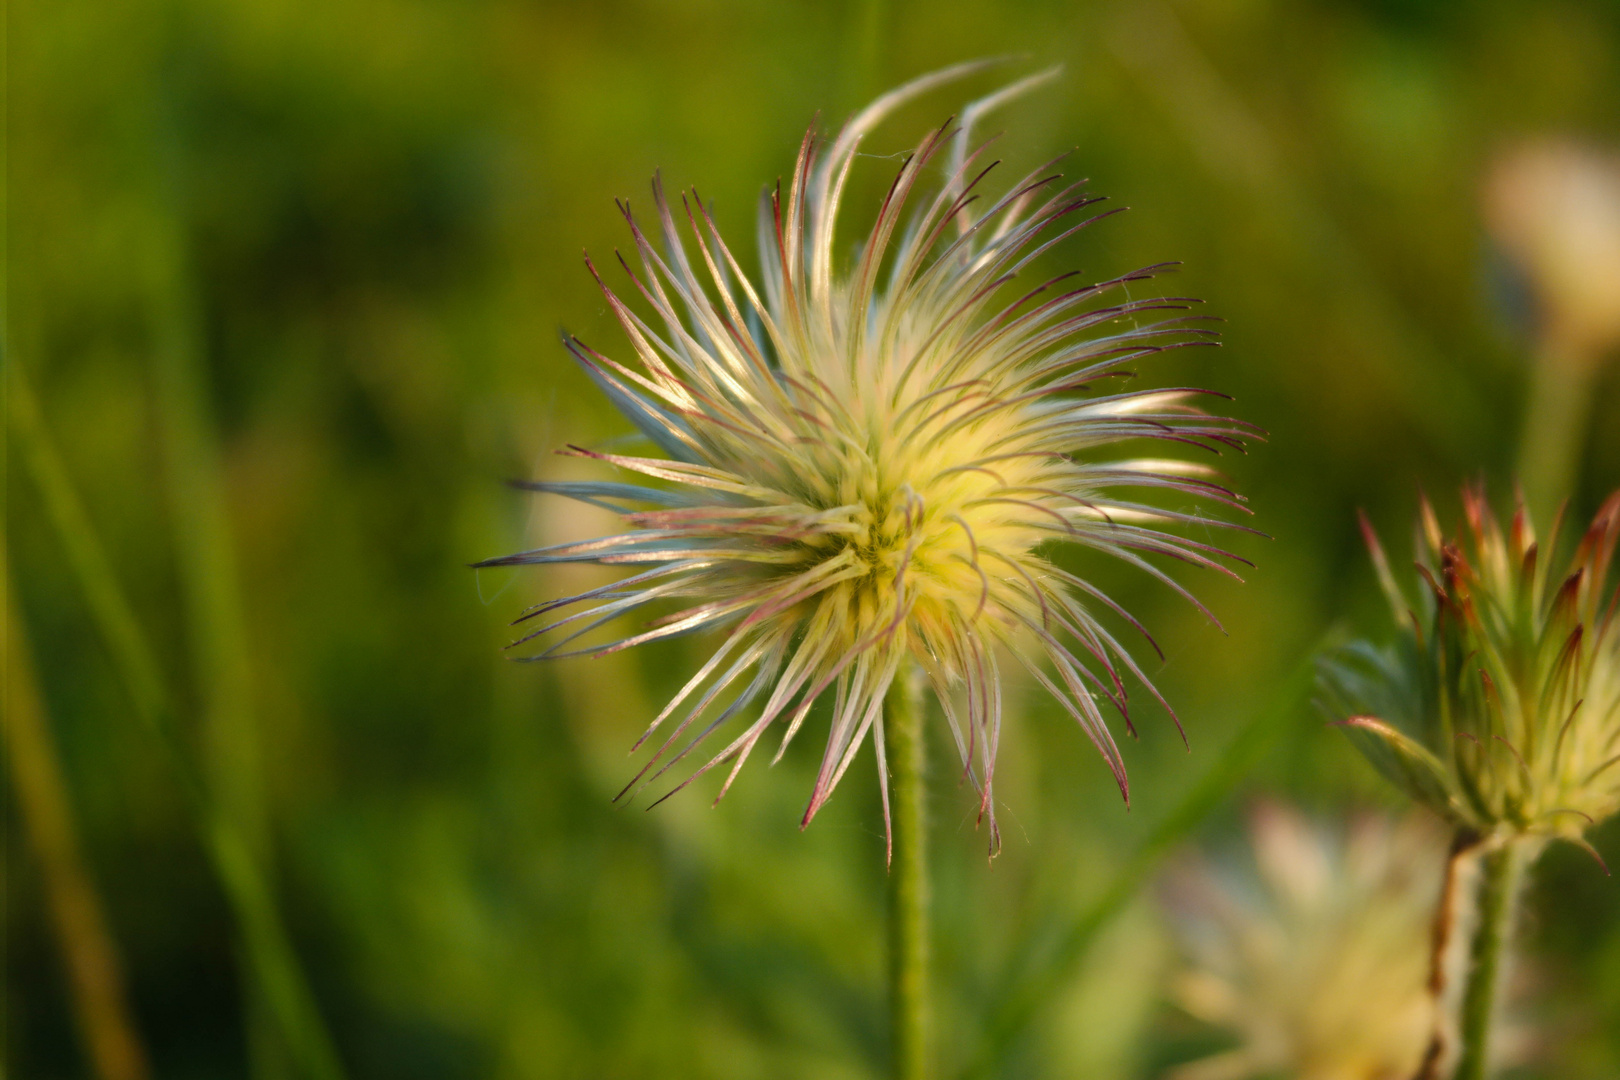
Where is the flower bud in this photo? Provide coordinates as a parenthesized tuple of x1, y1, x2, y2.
(1320, 487, 1620, 860)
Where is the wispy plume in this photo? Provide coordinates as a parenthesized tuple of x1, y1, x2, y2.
(484, 63, 1256, 853)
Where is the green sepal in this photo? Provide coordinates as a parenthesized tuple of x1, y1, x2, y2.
(1335, 715, 1474, 827)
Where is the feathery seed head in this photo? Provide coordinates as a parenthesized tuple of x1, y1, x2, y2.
(1484, 140, 1620, 362)
(484, 63, 1256, 854)
(1162, 804, 1444, 1080)
(1320, 486, 1620, 857)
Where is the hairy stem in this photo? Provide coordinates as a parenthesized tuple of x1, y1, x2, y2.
(887, 670, 930, 1080)
(1455, 842, 1528, 1080)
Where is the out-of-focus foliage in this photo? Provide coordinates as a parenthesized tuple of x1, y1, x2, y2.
(6, 0, 1618, 1077)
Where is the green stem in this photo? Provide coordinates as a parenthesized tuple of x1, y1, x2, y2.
(1517, 336, 1598, 523)
(887, 669, 929, 1080)
(1454, 842, 1528, 1080)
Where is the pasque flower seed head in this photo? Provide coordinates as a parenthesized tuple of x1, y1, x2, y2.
(482, 64, 1256, 853)
(1162, 804, 1445, 1080)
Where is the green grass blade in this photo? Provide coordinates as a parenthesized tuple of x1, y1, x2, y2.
(7, 355, 348, 1080)
(140, 207, 287, 1078)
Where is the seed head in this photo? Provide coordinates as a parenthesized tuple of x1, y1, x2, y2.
(1162, 804, 1444, 1080)
(1320, 486, 1620, 860)
(1484, 140, 1620, 363)
(483, 64, 1255, 853)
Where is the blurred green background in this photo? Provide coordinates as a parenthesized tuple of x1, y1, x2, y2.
(7, 0, 1620, 1076)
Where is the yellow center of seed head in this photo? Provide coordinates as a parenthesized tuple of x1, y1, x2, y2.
(776, 384, 1056, 649)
